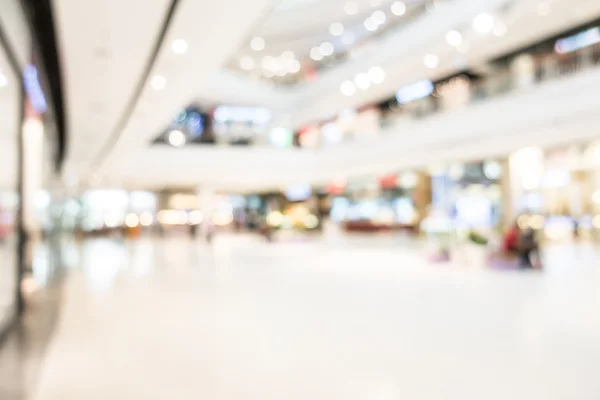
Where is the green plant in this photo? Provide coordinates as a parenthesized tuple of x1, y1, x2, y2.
(468, 231, 489, 246)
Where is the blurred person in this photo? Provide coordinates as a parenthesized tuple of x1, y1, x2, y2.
(260, 220, 273, 242)
(502, 221, 539, 269)
(502, 221, 520, 255)
(519, 227, 540, 269)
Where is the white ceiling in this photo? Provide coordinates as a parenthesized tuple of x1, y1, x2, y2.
(55, 0, 600, 192)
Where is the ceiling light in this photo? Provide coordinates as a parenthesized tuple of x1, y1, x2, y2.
(368, 66, 385, 84)
(493, 21, 507, 37)
(262, 56, 283, 73)
(340, 80, 356, 96)
(240, 56, 255, 70)
(310, 47, 324, 61)
(354, 73, 370, 89)
(330, 22, 344, 36)
(151, 75, 166, 90)
(341, 32, 355, 45)
(372, 10, 386, 25)
(369, 0, 382, 6)
(537, 1, 551, 16)
(282, 50, 295, 59)
(391, 1, 406, 16)
(473, 13, 494, 34)
(0, 70, 7, 88)
(446, 30, 462, 47)
(171, 39, 188, 54)
(167, 130, 186, 147)
(250, 37, 265, 51)
(289, 59, 301, 73)
(344, 1, 358, 15)
(423, 53, 439, 69)
(320, 41, 334, 56)
(364, 18, 378, 31)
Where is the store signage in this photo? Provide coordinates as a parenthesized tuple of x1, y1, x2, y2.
(395, 80, 434, 104)
(555, 27, 600, 54)
(23, 65, 47, 113)
(213, 106, 271, 125)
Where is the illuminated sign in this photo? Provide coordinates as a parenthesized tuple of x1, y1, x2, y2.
(395, 80, 434, 104)
(555, 27, 600, 54)
(23, 65, 47, 113)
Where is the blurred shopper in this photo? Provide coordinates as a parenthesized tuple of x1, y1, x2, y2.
(519, 227, 540, 269)
(502, 222, 520, 255)
(260, 221, 273, 242)
(502, 221, 540, 269)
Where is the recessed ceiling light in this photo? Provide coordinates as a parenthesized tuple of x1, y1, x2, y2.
(320, 41, 334, 56)
(240, 56, 255, 70)
(340, 80, 356, 96)
(151, 75, 166, 90)
(493, 21, 507, 37)
(341, 32, 355, 45)
(0, 70, 7, 88)
(289, 59, 301, 73)
(368, 66, 385, 84)
(473, 13, 494, 34)
(423, 53, 439, 69)
(344, 1, 358, 15)
(354, 73, 370, 89)
(330, 22, 344, 36)
(364, 17, 378, 31)
(171, 39, 188, 54)
(537, 1, 551, 16)
(168, 130, 186, 147)
(391, 1, 406, 16)
(310, 47, 324, 61)
(261, 56, 279, 71)
(446, 30, 463, 47)
(250, 37, 265, 51)
(372, 10, 386, 25)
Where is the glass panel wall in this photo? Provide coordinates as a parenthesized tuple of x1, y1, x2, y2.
(0, 39, 21, 331)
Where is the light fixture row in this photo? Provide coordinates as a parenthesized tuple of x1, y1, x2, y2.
(340, 66, 385, 96)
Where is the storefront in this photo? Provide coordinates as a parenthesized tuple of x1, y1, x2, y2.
(0, 0, 65, 337)
(509, 143, 600, 241)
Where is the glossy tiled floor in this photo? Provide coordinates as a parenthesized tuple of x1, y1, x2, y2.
(24, 235, 600, 399)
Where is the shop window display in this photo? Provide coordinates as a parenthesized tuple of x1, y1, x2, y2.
(0, 41, 20, 331)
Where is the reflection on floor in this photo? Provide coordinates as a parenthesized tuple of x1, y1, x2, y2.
(13, 235, 600, 399)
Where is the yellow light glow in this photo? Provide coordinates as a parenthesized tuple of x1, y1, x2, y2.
(158, 210, 179, 225)
(139, 212, 153, 226)
(267, 211, 284, 227)
(593, 190, 600, 205)
(304, 214, 319, 229)
(593, 215, 600, 229)
(188, 210, 203, 225)
(528, 214, 545, 230)
(125, 213, 139, 228)
(517, 215, 529, 230)
(212, 212, 233, 226)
